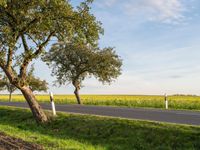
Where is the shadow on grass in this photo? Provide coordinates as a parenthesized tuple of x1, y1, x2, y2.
(0, 106, 200, 150)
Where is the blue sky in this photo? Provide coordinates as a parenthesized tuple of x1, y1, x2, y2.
(34, 0, 200, 95)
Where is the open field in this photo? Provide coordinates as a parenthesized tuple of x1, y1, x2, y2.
(0, 106, 200, 149)
(1, 94, 200, 110)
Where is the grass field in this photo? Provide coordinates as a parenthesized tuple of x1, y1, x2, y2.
(0, 106, 200, 149)
(1, 94, 200, 110)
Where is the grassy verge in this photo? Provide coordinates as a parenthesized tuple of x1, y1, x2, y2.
(0, 106, 200, 149)
(1, 94, 200, 110)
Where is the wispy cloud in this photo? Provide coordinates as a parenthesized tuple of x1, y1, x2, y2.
(98, 0, 117, 7)
(124, 0, 186, 23)
(96, 0, 187, 23)
(169, 75, 183, 79)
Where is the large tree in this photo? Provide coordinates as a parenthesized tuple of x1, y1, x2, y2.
(44, 41, 122, 104)
(0, 0, 102, 123)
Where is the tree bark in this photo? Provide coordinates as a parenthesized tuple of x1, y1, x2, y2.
(9, 91, 12, 102)
(74, 87, 82, 105)
(20, 86, 48, 123)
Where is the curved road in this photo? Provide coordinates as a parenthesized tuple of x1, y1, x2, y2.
(1, 102, 200, 125)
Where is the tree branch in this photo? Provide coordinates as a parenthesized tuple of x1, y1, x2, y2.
(0, 7, 17, 32)
(0, 61, 5, 69)
(5, 12, 17, 25)
(6, 35, 20, 69)
(6, 48, 13, 68)
(21, 35, 29, 52)
(26, 33, 39, 47)
(19, 31, 55, 82)
(0, 62, 18, 87)
(33, 31, 55, 58)
(3, 8, 18, 23)
(19, 43, 34, 81)
(19, 18, 38, 34)
(0, 48, 6, 68)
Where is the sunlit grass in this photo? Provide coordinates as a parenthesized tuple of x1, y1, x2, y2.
(0, 106, 200, 149)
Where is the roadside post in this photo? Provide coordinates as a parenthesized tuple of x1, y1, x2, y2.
(50, 92, 56, 116)
(165, 93, 168, 109)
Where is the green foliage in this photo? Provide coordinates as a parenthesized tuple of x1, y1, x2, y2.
(0, 0, 101, 46)
(44, 41, 122, 89)
(26, 65, 48, 92)
(0, 66, 48, 93)
(94, 47, 122, 84)
(0, 0, 102, 86)
(0, 73, 4, 90)
(1, 106, 200, 149)
(0, 75, 16, 93)
(0, 80, 6, 91)
(28, 76, 48, 93)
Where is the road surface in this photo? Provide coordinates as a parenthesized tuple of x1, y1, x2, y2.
(0, 102, 200, 125)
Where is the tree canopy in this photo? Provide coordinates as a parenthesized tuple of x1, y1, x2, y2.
(0, 0, 102, 123)
(28, 75, 48, 93)
(0, 0, 102, 87)
(44, 41, 122, 104)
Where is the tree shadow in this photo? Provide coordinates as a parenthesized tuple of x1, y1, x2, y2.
(0, 107, 200, 150)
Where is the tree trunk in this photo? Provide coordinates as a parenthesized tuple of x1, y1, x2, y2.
(20, 86, 48, 123)
(74, 87, 82, 104)
(9, 91, 12, 102)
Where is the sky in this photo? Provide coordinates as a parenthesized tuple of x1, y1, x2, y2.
(4, 0, 200, 95)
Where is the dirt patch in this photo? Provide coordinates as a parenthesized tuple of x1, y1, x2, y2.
(0, 132, 43, 150)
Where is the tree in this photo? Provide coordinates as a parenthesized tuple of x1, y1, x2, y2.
(28, 74, 48, 93)
(0, 71, 48, 102)
(44, 41, 122, 104)
(0, 69, 17, 101)
(0, 75, 16, 101)
(0, 73, 4, 91)
(0, 0, 102, 123)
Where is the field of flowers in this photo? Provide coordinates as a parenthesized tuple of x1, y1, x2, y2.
(0, 94, 200, 110)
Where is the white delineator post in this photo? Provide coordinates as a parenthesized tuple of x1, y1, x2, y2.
(165, 93, 168, 109)
(50, 92, 56, 116)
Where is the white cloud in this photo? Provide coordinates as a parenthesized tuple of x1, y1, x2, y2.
(124, 0, 185, 23)
(96, 0, 186, 23)
(95, 0, 117, 7)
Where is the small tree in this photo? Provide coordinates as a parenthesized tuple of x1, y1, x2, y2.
(44, 41, 122, 104)
(0, 73, 4, 91)
(28, 75, 48, 93)
(0, 76, 16, 101)
(0, 69, 48, 101)
(26, 65, 48, 93)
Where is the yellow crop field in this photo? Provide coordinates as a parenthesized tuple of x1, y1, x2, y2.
(0, 94, 200, 110)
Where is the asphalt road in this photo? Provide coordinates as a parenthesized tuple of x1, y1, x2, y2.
(1, 102, 200, 125)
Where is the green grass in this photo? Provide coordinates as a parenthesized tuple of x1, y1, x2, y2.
(1, 94, 200, 110)
(0, 106, 200, 149)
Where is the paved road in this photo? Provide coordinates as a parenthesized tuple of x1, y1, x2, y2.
(1, 102, 200, 125)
